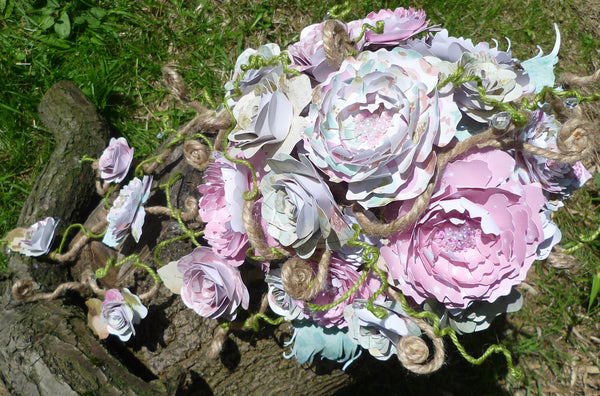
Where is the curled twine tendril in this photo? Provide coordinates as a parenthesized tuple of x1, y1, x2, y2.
(50, 221, 108, 262)
(241, 199, 292, 261)
(13, 268, 106, 302)
(385, 286, 522, 378)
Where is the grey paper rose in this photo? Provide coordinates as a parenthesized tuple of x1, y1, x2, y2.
(229, 71, 312, 159)
(100, 288, 148, 342)
(260, 154, 353, 258)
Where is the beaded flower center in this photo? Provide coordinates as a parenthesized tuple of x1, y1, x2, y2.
(348, 106, 394, 149)
(432, 223, 480, 252)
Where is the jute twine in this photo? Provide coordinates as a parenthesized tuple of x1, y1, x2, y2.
(386, 286, 445, 374)
(183, 140, 210, 171)
(12, 269, 104, 302)
(242, 199, 292, 260)
(354, 102, 597, 238)
(322, 19, 355, 69)
(281, 250, 331, 300)
(12, 264, 160, 303)
(53, 219, 109, 262)
(145, 197, 199, 222)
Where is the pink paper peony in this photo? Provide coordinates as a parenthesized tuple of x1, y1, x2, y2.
(177, 247, 249, 321)
(363, 7, 434, 45)
(302, 47, 461, 208)
(198, 153, 252, 266)
(98, 137, 134, 183)
(381, 148, 546, 309)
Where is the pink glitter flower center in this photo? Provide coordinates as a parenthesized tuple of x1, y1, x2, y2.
(432, 223, 480, 252)
(350, 106, 394, 149)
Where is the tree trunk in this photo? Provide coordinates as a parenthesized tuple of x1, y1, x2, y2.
(0, 81, 355, 396)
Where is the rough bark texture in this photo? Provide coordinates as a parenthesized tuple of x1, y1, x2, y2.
(0, 81, 357, 395)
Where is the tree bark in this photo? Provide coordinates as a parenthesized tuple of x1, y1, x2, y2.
(0, 81, 354, 395)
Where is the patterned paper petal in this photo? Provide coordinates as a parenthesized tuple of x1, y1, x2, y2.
(522, 24, 561, 93)
(17, 217, 59, 257)
(283, 320, 361, 370)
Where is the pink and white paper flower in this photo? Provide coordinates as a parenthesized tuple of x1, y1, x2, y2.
(103, 175, 152, 247)
(177, 247, 249, 321)
(302, 47, 461, 208)
(98, 137, 134, 183)
(382, 148, 546, 309)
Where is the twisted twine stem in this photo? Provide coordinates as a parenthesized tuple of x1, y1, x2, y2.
(135, 131, 214, 178)
(245, 245, 286, 262)
(50, 221, 108, 262)
(244, 313, 285, 331)
(437, 68, 529, 126)
(94, 253, 162, 285)
(304, 225, 388, 319)
(562, 222, 600, 255)
(351, 20, 385, 49)
(243, 294, 285, 331)
(160, 173, 201, 247)
(79, 155, 97, 164)
(326, 2, 352, 20)
(385, 286, 522, 379)
(153, 231, 204, 267)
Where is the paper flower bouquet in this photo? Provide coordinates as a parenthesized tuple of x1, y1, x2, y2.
(5, 6, 600, 376)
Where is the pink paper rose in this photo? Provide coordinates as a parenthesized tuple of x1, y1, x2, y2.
(381, 148, 546, 309)
(177, 247, 249, 321)
(363, 7, 434, 45)
(294, 253, 382, 328)
(98, 137, 134, 183)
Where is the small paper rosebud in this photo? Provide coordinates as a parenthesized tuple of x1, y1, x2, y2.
(100, 288, 148, 342)
(98, 137, 134, 183)
(4, 217, 58, 257)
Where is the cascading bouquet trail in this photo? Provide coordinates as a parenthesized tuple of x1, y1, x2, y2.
(4, 5, 600, 378)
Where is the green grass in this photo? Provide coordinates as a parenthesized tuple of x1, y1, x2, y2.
(1, 0, 600, 393)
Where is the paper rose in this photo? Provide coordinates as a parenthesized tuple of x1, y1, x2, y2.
(294, 254, 382, 328)
(287, 20, 364, 84)
(382, 148, 546, 309)
(98, 137, 134, 183)
(102, 175, 152, 247)
(436, 52, 528, 123)
(224, 43, 282, 104)
(424, 288, 523, 334)
(302, 47, 461, 208)
(5, 217, 58, 257)
(405, 29, 532, 122)
(228, 71, 312, 159)
(265, 269, 304, 321)
(362, 7, 434, 46)
(177, 247, 249, 321)
(344, 299, 421, 360)
(516, 109, 592, 198)
(100, 288, 148, 342)
(198, 154, 252, 266)
(284, 320, 361, 370)
(260, 154, 353, 258)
